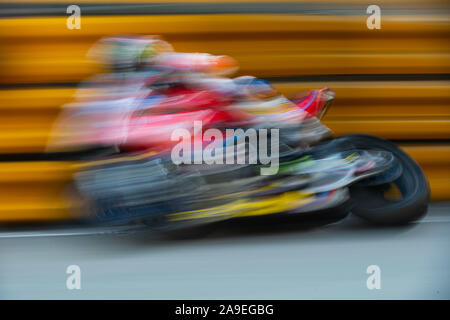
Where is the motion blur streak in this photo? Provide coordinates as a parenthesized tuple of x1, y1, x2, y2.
(0, 3, 448, 219)
(0, 0, 447, 303)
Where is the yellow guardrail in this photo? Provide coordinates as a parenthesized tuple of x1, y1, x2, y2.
(0, 143, 448, 222)
(0, 11, 448, 222)
(1, 14, 449, 83)
(0, 161, 78, 222)
(0, 81, 448, 153)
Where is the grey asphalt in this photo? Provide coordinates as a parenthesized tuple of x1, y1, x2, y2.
(1, 203, 449, 299)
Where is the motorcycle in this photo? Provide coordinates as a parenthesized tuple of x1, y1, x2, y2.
(64, 85, 429, 235)
(50, 37, 429, 236)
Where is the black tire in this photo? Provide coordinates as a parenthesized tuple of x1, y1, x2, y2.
(339, 134, 430, 225)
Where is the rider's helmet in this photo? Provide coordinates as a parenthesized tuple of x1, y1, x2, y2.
(136, 35, 174, 69)
(233, 76, 278, 100)
(88, 35, 174, 73)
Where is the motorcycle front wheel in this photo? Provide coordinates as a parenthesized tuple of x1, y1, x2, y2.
(338, 134, 430, 225)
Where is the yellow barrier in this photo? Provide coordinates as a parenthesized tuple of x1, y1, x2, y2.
(0, 162, 78, 222)
(0, 81, 448, 153)
(0, 11, 448, 219)
(0, 143, 448, 222)
(405, 144, 450, 201)
(3, 81, 449, 115)
(1, 14, 449, 83)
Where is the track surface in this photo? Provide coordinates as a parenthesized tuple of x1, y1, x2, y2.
(1, 204, 449, 299)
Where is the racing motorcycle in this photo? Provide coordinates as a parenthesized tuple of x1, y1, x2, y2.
(50, 39, 429, 236)
(60, 85, 429, 236)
